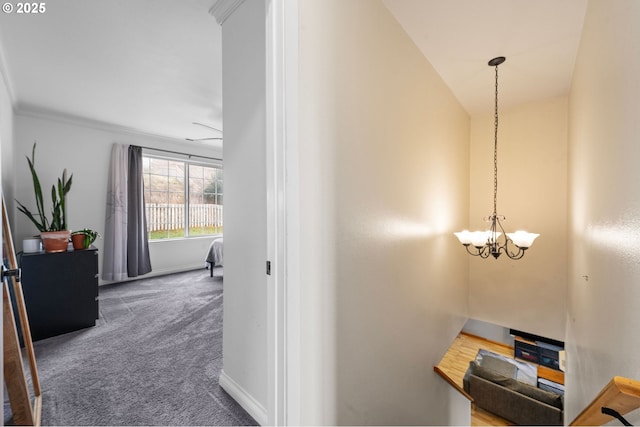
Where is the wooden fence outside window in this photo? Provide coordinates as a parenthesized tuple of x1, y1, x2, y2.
(146, 203, 223, 232)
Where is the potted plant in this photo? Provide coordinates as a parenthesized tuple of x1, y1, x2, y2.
(16, 142, 73, 253)
(71, 229, 101, 250)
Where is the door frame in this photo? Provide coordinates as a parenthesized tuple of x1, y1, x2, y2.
(266, 0, 300, 425)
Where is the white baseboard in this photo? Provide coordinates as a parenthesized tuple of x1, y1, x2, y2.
(98, 264, 206, 286)
(219, 369, 267, 425)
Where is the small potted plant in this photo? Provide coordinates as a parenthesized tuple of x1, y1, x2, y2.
(71, 229, 101, 250)
(16, 142, 73, 253)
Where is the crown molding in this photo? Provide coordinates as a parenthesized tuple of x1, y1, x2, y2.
(209, 0, 245, 25)
(0, 39, 17, 109)
(14, 103, 223, 152)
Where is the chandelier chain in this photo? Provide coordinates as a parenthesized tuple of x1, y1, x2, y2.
(493, 63, 499, 216)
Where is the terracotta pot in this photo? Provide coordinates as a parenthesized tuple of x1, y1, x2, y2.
(40, 230, 71, 253)
(71, 233, 88, 250)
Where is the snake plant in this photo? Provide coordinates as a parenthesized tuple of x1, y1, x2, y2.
(16, 142, 73, 232)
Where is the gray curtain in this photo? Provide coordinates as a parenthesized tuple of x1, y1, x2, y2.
(127, 145, 152, 277)
(102, 144, 129, 281)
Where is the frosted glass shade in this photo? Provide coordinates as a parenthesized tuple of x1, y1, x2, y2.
(454, 230, 473, 245)
(470, 231, 491, 247)
(506, 231, 540, 248)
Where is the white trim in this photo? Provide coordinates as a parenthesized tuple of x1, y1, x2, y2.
(0, 39, 16, 107)
(209, 0, 246, 25)
(265, 0, 281, 424)
(14, 104, 223, 154)
(281, 1, 301, 424)
(141, 149, 223, 167)
(266, 0, 300, 425)
(219, 369, 268, 426)
(98, 264, 207, 286)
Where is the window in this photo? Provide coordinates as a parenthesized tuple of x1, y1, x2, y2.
(143, 155, 223, 240)
(188, 165, 223, 236)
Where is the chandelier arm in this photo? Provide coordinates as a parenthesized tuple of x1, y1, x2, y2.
(489, 215, 499, 256)
(505, 246, 526, 260)
(464, 244, 490, 258)
(495, 215, 506, 234)
(490, 214, 505, 256)
(503, 228, 527, 259)
(464, 245, 479, 256)
(478, 246, 491, 259)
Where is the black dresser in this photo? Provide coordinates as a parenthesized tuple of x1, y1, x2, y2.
(18, 247, 99, 341)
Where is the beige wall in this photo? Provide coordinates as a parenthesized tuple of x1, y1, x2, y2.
(468, 97, 568, 341)
(566, 0, 640, 422)
(298, 0, 470, 424)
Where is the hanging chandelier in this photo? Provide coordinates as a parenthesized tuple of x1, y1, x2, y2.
(454, 56, 539, 260)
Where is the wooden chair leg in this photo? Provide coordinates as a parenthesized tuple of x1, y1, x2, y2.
(3, 197, 41, 426)
(3, 283, 34, 425)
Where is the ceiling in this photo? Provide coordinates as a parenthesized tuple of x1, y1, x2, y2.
(383, 0, 588, 115)
(0, 0, 222, 145)
(0, 0, 587, 145)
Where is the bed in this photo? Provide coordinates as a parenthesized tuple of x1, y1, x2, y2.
(205, 237, 223, 277)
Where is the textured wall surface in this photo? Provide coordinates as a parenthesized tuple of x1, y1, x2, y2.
(298, 0, 470, 424)
(565, 0, 640, 423)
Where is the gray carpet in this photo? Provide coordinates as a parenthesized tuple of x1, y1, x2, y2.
(8, 267, 257, 426)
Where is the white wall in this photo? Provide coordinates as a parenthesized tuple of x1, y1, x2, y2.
(462, 318, 513, 347)
(219, 0, 268, 422)
(13, 113, 221, 282)
(566, 0, 640, 423)
(298, 0, 470, 424)
(468, 97, 568, 341)
(0, 55, 14, 227)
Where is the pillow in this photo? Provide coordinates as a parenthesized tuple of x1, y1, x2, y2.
(510, 381, 564, 409)
(480, 354, 518, 378)
(468, 361, 513, 387)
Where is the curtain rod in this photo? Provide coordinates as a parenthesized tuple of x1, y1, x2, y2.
(133, 145, 222, 162)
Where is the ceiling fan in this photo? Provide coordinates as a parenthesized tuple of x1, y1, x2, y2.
(186, 122, 223, 142)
